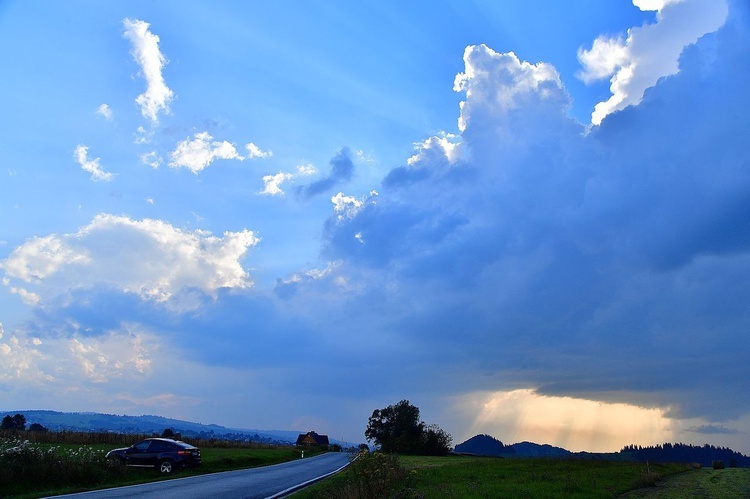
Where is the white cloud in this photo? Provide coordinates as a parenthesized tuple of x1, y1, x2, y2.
(633, 0, 684, 11)
(74, 145, 115, 181)
(576, 36, 630, 84)
(259, 164, 316, 196)
(0, 324, 158, 385)
(0, 330, 48, 383)
(0, 214, 260, 305)
(245, 142, 272, 159)
(69, 331, 153, 382)
(170, 132, 242, 173)
(407, 132, 463, 168)
(96, 103, 113, 120)
(578, 0, 728, 124)
(122, 18, 174, 124)
(331, 190, 378, 220)
(140, 151, 162, 169)
(8, 286, 42, 305)
(454, 45, 567, 133)
(260, 172, 293, 196)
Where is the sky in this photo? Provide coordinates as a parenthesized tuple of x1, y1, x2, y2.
(1, 0, 749, 454)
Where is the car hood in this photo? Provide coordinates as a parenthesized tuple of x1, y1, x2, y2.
(105, 447, 129, 456)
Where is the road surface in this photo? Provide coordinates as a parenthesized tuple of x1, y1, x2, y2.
(48, 452, 350, 499)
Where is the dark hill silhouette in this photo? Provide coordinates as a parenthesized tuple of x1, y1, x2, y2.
(621, 443, 750, 468)
(455, 434, 515, 456)
(454, 435, 570, 457)
(455, 434, 749, 466)
(511, 441, 571, 457)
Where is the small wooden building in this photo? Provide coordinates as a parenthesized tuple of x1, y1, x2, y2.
(296, 431, 330, 447)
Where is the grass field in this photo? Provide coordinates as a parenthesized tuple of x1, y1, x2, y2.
(294, 453, 695, 498)
(0, 436, 316, 499)
(621, 467, 750, 498)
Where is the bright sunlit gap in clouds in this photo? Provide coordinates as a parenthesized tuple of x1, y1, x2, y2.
(454, 390, 673, 453)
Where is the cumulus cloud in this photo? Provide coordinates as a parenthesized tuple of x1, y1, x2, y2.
(259, 164, 316, 196)
(68, 331, 153, 382)
(297, 148, 355, 199)
(169, 132, 272, 173)
(96, 103, 113, 120)
(245, 142, 272, 159)
(331, 191, 378, 221)
(169, 132, 242, 173)
(384, 132, 464, 189)
(0, 329, 48, 383)
(454, 45, 569, 133)
(122, 18, 174, 124)
(74, 145, 114, 181)
(578, 0, 729, 124)
(0, 214, 259, 306)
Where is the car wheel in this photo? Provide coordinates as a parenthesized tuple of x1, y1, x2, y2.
(159, 459, 174, 474)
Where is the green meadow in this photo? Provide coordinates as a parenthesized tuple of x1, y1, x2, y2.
(295, 453, 696, 498)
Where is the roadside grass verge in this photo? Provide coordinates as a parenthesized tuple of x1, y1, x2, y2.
(0, 436, 318, 499)
(294, 453, 692, 498)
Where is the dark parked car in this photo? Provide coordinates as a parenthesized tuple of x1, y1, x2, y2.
(106, 438, 201, 474)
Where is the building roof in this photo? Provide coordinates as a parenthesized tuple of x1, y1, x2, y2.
(296, 431, 330, 446)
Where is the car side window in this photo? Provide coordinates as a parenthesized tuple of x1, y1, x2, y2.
(151, 441, 171, 451)
(133, 441, 153, 451)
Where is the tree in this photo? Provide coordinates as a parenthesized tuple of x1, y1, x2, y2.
(421, 424, 453, 456)
(1, 413, 26, 431)
(365, 400, 423, 454)
(161, 428, 175, 438)
(365, 400, 452, 455)
(28, 423, 48, 432)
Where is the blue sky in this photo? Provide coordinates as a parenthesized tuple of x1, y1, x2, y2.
(2, 0, 749, 453)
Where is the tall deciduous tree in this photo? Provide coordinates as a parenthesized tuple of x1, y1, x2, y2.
(365, 400, 452, 455)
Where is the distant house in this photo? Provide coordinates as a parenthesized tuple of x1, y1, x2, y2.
(296, 431, 330, 447)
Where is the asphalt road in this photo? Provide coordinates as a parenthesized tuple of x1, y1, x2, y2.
(48, 452, 351, 499)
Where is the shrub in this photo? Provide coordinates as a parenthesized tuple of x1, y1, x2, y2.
(0, 437, 127, 496)
(305, 451, 412, 499)
(712, 460, 725, 469)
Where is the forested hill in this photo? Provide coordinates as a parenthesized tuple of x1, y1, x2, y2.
(621, 443, 750, 467)
(455, 434, 750, 466)
(454, 434, 570, 457)
(0, 410, 302, 445)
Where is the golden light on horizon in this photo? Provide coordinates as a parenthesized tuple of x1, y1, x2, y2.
(454, 389, 674, 453)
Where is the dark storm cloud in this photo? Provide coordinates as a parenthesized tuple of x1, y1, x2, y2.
(311, 4, 750, 423)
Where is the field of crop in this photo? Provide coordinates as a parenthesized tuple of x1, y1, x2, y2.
(295, 452, 694, 498)
(0, 434, 313, 499)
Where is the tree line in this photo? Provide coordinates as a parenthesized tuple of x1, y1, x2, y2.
(621, 442, 750, 467)
(1, 414, 47, 432)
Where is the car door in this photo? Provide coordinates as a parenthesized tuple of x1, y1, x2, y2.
(127, 440, 158, 467)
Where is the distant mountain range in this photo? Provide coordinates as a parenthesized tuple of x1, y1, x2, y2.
(0, 410, 354, 447)
(453, 434, 750, 467)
